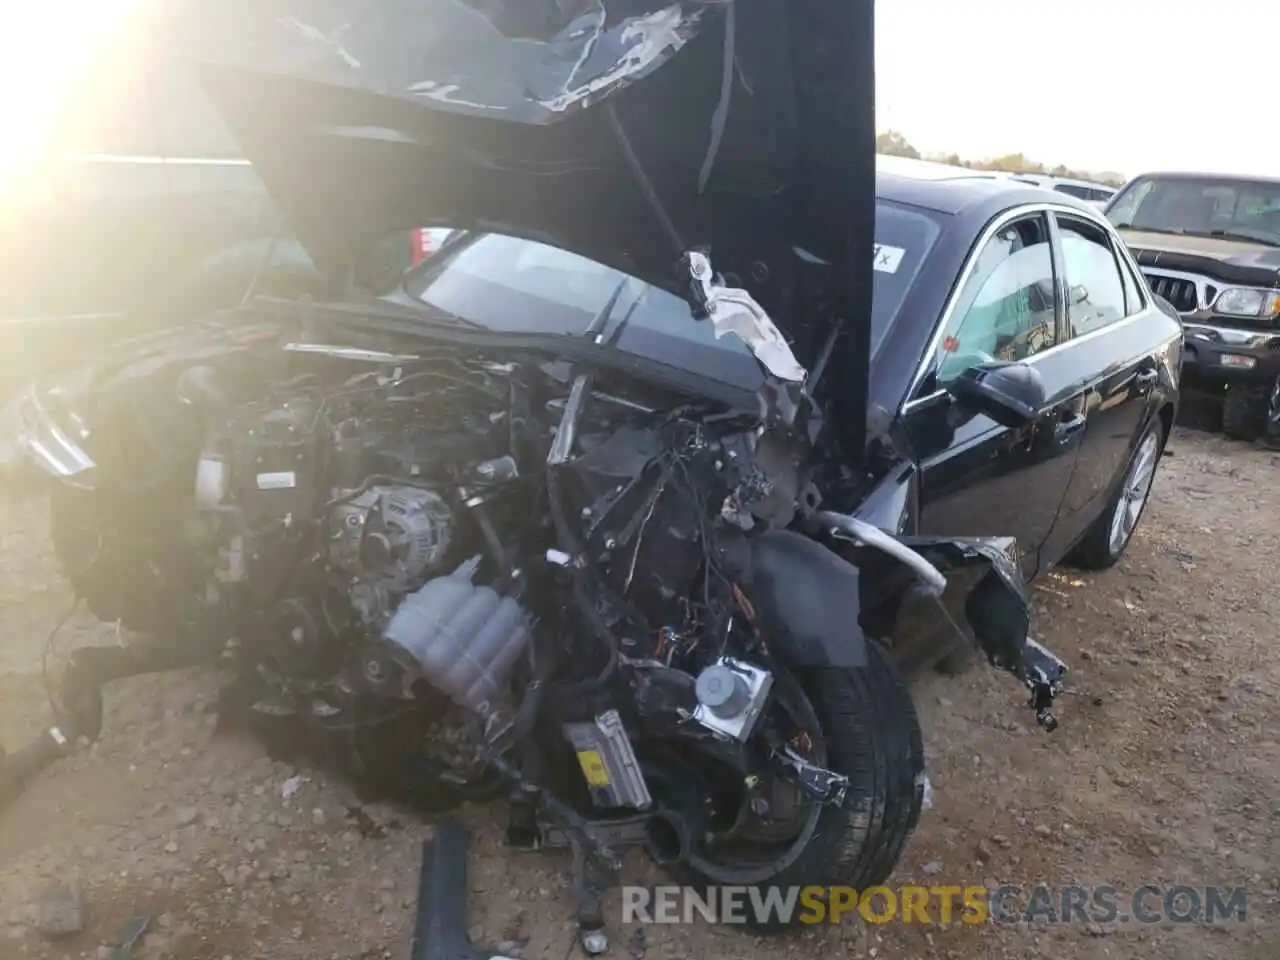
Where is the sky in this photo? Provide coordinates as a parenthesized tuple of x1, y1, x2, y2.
(876, 0, 1278, 179)
(0, 0, 1272, 182)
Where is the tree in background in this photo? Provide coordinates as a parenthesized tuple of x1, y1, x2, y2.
(876, 130, 920, 159)
(875, 130, 1126, 187)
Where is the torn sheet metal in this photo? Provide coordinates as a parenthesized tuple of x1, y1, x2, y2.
(685, 251, 806, 383)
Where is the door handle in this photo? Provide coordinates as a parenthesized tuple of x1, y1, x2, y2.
(1134, 368, 1159, 390)
(1054, 412, 1087, 442)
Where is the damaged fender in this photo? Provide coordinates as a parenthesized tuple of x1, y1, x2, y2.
(814, 515, 1066, 725)
(735, 522, 1038, 676)
(743, 528, 869, 669)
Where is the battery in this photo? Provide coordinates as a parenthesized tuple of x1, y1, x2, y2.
(562, 709, 652, 811)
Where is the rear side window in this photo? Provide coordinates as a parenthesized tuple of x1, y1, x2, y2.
(1056, 217, 1131, 337)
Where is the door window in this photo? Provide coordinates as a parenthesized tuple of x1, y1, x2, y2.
(934, 215, 1058, 385)
(1056, 217, 1131, 337)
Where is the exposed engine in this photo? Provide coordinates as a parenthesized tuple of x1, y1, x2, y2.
(24, 336, 1063, 949)
(160, 349, 806, 810)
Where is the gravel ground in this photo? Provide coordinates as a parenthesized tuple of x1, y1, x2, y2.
(1, 426, 1278, 960)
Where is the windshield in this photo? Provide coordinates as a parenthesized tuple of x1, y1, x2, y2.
(402, 200, 944, 386)
(1106, 176, 1280, 246)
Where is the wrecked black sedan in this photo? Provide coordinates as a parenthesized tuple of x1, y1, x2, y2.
(3, 0, 1179, 944)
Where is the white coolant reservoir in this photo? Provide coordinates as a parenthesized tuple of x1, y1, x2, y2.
(381, 561, 532, 716)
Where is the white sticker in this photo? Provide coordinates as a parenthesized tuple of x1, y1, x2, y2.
(256, 471, 297, 490)
(873, 244, 906, 274)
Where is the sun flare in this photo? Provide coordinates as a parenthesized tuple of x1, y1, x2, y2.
(0, 0, 148, 172)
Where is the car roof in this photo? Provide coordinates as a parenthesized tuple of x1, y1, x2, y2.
(875, 167, 1097, 217)
(1006, 173, 1113, 190)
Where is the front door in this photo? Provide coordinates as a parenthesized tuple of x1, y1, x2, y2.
(904, 211, 1088, 583)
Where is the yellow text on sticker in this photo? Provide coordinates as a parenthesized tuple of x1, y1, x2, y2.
(576, 750, 611, 787)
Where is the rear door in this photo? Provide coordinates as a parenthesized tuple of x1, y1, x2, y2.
(1040, 211, 1161, 563)
(903, 209, 1091, 582)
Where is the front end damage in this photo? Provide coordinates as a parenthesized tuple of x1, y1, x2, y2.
(0, 312, 1072, 954)
(0, 2, 1074, 952)
(0, 250, 1070, 955)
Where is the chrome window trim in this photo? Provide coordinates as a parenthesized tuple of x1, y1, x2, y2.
(901, 201, 1149, 415)
(903, 311, 1148, 413)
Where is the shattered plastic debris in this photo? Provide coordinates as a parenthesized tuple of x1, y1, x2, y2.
(281, 775, 309, 800)
(920, 774, 934, 811)
(685, 251, 807, 383)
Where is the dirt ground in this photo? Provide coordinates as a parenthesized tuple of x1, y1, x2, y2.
(1, 425, 1278, 960)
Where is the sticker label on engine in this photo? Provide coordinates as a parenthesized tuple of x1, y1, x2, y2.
(256, 471, 298, 490)
(576, 750, 611, 787)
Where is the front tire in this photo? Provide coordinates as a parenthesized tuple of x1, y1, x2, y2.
(684, 641, 925, 926)
(1066, 419, 1163, 570)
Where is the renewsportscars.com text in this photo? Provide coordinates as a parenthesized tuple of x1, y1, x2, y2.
(622, 884, 1249, 926)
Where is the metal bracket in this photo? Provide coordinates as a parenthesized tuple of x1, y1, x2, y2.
(1020, 637, 1067, 732)
(773, 745, 850, 805)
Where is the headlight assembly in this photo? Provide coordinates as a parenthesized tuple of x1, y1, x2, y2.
(1213, 286, 1280, 319)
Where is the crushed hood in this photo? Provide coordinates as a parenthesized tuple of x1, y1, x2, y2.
(165, 0, 876, 402)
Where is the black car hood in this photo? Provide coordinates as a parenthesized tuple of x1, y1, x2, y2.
(1120, 229, 1280, 287)
(167, 0, 876, 427)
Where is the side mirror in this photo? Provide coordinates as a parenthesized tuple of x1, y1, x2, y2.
(947, 361, 1047, 427)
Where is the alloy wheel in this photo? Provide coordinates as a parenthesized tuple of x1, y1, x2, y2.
(1108, 430, 1160, 556)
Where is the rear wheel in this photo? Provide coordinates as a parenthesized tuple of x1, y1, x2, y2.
(682, 641, 925, 927)
(1067, 419, 1162, 570)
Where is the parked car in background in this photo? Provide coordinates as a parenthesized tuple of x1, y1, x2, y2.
(0, 52, 438, 401)
(1103, 171, 1280, 440)
(1006, 174, 1117, 209)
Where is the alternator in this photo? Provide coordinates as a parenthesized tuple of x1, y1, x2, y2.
(328, 486, 453, 590)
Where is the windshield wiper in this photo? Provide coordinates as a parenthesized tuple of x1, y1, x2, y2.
(1116, 224, 1186, 236)
(603, 285, 649, 348)
(581, 276, 634, 342)
(550, 276, 636, 466)
(1207, 229, 1280, 248)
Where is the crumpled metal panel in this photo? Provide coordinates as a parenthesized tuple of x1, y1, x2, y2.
(165, 0, 709, 124)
